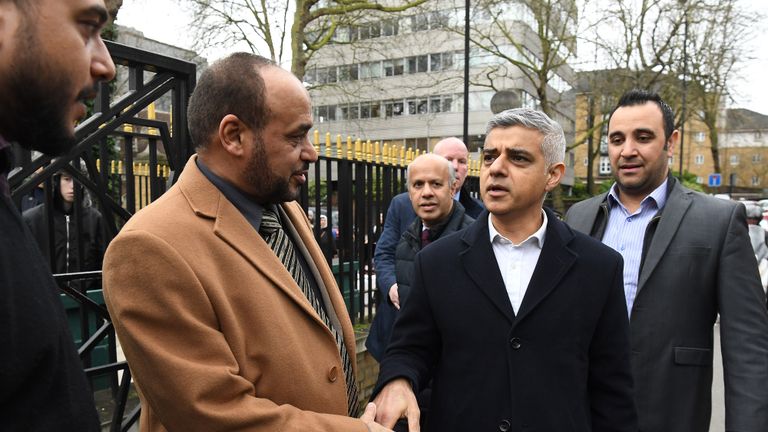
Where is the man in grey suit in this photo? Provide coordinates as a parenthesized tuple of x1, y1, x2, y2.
(565, 89, 768, 432)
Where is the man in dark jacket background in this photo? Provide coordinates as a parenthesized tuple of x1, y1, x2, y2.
(23, 170, 108, 286)
(368, 153, 474, 431)
(367, 137, 482, 361)
(392, 154, 474, 306)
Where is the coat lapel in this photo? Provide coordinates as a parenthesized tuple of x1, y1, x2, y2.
(515, 211, 577, 323)
(566, 194, 605, 236)
(460, 212, 516, 325)
(177, 156, 324, 326)
(637, 182, 692, 291)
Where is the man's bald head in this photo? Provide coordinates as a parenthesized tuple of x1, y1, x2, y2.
(433, 137, 469, 190)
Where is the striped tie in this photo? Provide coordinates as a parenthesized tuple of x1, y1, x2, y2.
(259, 208, 359, 415)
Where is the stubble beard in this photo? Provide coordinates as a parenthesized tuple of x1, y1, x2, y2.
(0, 15, 78, 156)
(245, 135, 299, 204)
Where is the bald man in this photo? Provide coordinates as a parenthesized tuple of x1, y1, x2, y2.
(369, 153, 474, 430)
(367, 138, 483, 361)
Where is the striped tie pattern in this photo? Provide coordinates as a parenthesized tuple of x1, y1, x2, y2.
(259, 208, 359, 415)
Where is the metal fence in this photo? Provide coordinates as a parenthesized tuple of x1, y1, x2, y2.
(300, 133, 481, 324)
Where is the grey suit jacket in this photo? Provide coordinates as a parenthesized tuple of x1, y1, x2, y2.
(565, 178, 768, 432)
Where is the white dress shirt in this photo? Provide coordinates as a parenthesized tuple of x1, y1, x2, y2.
(488, 210, 547, 314)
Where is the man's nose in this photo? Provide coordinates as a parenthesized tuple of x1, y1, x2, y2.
(92, 36, 116, 82)
(620, 140, 639, 157)
(302, 138, 318, 162)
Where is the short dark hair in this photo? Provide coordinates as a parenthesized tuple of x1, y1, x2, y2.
(187, 53, 276, 150)
(609, 89, 676, 142)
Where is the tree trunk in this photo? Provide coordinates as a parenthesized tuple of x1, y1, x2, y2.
(290, 0, 309, 78)
(710, 128, 721, 173)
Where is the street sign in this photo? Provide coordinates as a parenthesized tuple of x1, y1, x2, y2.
(708, 173, 722, 187)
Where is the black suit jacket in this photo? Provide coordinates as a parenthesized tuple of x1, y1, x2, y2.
(374, 209, 638, 432)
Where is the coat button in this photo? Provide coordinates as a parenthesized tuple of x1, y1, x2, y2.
(509, 337, 521, 350)
(327, 366, 339, 382)
(498, 419, 511, 431)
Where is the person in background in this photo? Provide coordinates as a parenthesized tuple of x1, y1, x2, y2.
(0, 0, 116, 429)
(23, 170, 108, 287)
(566, 89, 768, 432)
(317, 213, 337, 267)
(367, 137, 483, 361)
(371, 153, 474, 431)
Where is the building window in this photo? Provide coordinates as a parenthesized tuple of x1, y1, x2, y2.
(429, 96, 442, 113)
(441, 96, 453, 113)
(694, 154, 704, 165)
(411, 13, 429, 31)
(407, 55, 428, 74)
(753, 153, 762, 163)
(382, 19, 399, 36)
(598, 156, 611, 175)
(430, 53, 443, 72)
(338, 64, 358, 81)
(695, 132, 706, 142)
(385, 100, 404, 117)
(730, 154, 739, 166)
(583, 157, 588, 166)
(304, 68, 316, 84)
(752, 176, 760, 186)
(359, 103, 380, 119)
(521, 91, 538, 110)
(315, 105, 337, 123)
(359, 61, 382, 79)
(340, 105, 359, 120)
(407, 98, 428, 115)
(383, 59, 404, 76)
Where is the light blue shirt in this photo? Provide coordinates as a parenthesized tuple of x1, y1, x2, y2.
(603, 180, 668, 316)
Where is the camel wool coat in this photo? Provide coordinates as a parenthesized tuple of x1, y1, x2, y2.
(103, 156, 366, 432)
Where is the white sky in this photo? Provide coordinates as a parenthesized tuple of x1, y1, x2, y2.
(116, 0, 768, 115)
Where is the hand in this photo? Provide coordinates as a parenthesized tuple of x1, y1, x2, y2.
(389, 284, 400, 310)
(360, 402, 394, 432)
(372, 378, 420, 431)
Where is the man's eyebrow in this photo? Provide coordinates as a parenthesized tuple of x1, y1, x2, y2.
(296, 122, 313, 133)
(633, 128, 656, 135)
(505, 148, 533, 158)
(81, 5, 109, 25)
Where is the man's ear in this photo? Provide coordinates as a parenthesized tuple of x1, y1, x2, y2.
(217, 114, 248, 157)
(666, 129, 679, 157)
(450, 178, 460, 195)
(545, 163, 565, 192)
